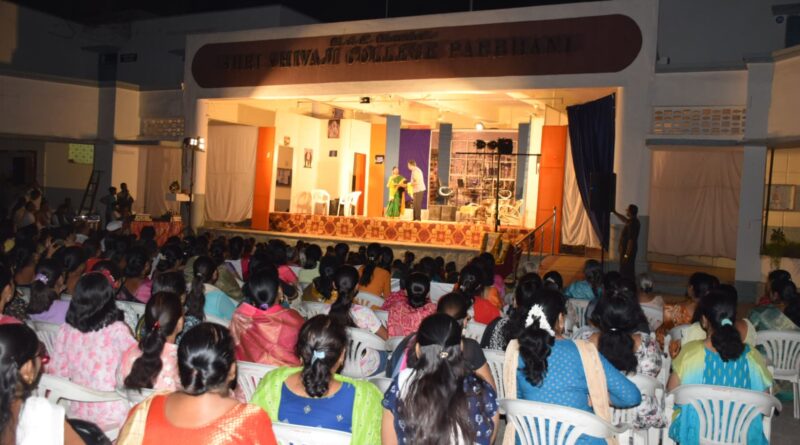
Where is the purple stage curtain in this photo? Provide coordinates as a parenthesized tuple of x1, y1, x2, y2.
(398, 129, 432, 209)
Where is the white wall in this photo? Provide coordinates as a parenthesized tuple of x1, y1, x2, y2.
(272, 111, 322, 213)
(768, 52, 800, 138)
(652, 71, 748, 107)
(111, 146, 144, 213)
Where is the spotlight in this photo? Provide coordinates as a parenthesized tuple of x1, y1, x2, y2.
(475, 139, 486, 149)
(360, 96, 371, 104)
(487, 140, 498, 150)
(498, 138, 513, 154)
(183, 137, 206, 152)
(475, 122, 485, 131)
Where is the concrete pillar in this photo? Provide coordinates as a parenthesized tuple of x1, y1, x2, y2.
(183, 99, 209, 230)
(383, 115, 401, 207)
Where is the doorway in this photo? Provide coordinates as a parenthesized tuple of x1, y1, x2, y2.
(352, 153, 366, 215)
(275, 145, 293, 212)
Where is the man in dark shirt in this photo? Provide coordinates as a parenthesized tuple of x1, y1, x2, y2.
(613, 204, 640, 282)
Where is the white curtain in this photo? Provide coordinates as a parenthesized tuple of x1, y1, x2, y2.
(561, 136, 601, 248)
(206, 125, 258, 223)
(143, 147, 181, 216)
(649, 149, 742, 259)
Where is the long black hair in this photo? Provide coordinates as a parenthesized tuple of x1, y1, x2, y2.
(328, 266, 360, 327)
(187, 256, 216, 321)
(457, 264, 485, 301)
(65, 272, 122, 333)
(378, 246, 394, 271)
(296, 315, 347, 397)
(124, 292, 183, 390)
(583, 260, 603, 296)
(228, 236, 244, 261)
(518, 289, 565, 386)
(123, 247, 150, 279)
(152, 271, 187, 298)
(0, 324, 40, 443)
(243, 267, 281, 310)
(359, 243, 382, 287)
(405, 272, 431, 309)
(178, 323, 236, 395)
(313, 256, 339, 301)
(302, 244, 322, 270)
(592, 289, 642, 373)
(28, 259, 62, 314)
(155, 244, 184, 275)
(774, 280, 800, 327)
(698, 289, 744, 361)
(60, 245, 87, 278)
(503, 273, 542, 344)
(397, 314, 476, 445)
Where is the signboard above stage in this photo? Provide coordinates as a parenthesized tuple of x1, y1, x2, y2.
(191, 14, 642, 88)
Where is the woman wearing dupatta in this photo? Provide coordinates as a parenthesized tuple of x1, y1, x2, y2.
(251, 315, 382, 445)
(385, 166, 407, 218)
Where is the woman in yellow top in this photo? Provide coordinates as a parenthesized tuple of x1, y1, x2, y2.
(385, 167, 407, 218)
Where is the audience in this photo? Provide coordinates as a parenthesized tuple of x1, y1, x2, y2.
(637, 273, 663, 310)
(0, 266, 20, 325)
(564, 259, 603, 300)
(302, 255, 338, 303)
(297, 243, 322, 284)
(750, 278, 800, 331)
(190, 255, 237, 321)
(27, 258, 69, 324)
(455, 265, 500, 325)
(358, 242, 392, 299)
(481, 272, 541, 350)
(327, 265, 388, 339)
(382, 272, 436, 337)
(682, 286, 756, 347)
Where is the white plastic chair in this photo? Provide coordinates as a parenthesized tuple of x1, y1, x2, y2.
(272, 422, 352, 445)
(669, 384, 781, 444)
(373, 309, 389, 327)
(756, 330, 800, 418)
(301, 301, 329, 319)
(116, 300, 146, 332)
(502, 398, 628, 445)
(337, 191, 362, 216)
(36, 374, 124, 440)
(342, 327, 386, 378)
(311, 189, 331, 215)
(483, 349, 506, 399)
(237, 361, 277, 401)
(31, 320, 60, 354)
(356, 291, 385, 308)
(464, 321, 487, 342)
(642, 305, 664, 332)
(390, 278, 401, 292)
(566, 299, 590, 333)
(658, 334, 672, 388)
(369, 376, 393, 393)
(430, 282, 455, 303)
(612, 374, 664, 445)
(205, 314, 230, 327)
(385, 336, 405, 352)
(116, 386, 156, 407)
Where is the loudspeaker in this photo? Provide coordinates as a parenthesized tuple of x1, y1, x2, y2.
(498, 138, 513, 155)
(589, 172, 616, 214)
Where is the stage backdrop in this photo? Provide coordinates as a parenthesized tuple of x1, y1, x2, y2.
(398, 129, 432, 209)
(206, 124, 258, 222)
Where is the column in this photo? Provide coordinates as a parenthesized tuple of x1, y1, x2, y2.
(383, 115, 401, 207)
(183, 99, 209, 230)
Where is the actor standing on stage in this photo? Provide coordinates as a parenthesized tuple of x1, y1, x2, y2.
(386, 166, 407, 218)
(613, 204, 640, 282)
(407, 160, 426, 221)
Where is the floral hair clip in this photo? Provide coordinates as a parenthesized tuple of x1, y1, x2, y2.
(524, 304, 555, 336)
(33, 273, 49, 284)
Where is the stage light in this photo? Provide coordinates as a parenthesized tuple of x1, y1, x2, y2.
(360, 96, 371, 104)
(498, 138, 513, 154)
(475, 122, 485, 131)
(183, 137, 206, 152)
(487, 140, 498, 150)
(475, 139, 486, 149)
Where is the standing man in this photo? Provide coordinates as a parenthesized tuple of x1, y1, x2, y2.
(613, 204, 640, 282)
(407, 159, 426, 221)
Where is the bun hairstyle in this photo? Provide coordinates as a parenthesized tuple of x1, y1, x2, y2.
(398, 314, 474, 445)
(178, 323, 236, 395)
(187, 256, 216, 321)
(124, 292, 183, 390)
(543, 271, 563, 291)
(593, 289, 642, 373)
(155, 244, 185, 274)
(405, 272, 431, 309)
(228, 236, 244, 261)
(688, 272, 718, 300)
(328, 265, 360, 327)
(296, 315, 347, 398)
(243, 267, 281, 310)
(152, 271, 187, 298)
(518, 289, 565, 386)
(0, 324, 40, 441)
(302, 244, 322, 270)
(698, 289, 744, 361)
(637, 273, 654, 294)
(28, 259, 63, 315)
(436, 292, 470, 321)
(65, 272, 122, 333)
(379, 246, 394, 271)
(457, 264, 485, 300)
(124, 247, 150, 279)
(358, 243, 382, 287)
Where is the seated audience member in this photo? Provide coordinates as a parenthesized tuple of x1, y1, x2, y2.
(564, 259, 603, 300)
(118, 292, 184, 391)
(50, 272, 137, 430)
(0, 324, 86, 444)
(118, 323, 278, 444)
(209, 240, 244, 302)
(575, 289, 664, 429)
(668, 292, 772, 445)
(302, 255, 338, 304)
(756, 269, 791, 306)
(682, 286, 756, 347)
(27, 259, 69, 324)
(637, 273, 663, 310)
(476, 251, 505, 304)
(230, 268, 304, 366)
(383, 272, 436, 337)
(0, 266, 21, 325)
(152, 243, 185, 278)
(382, 314, 500, 445)
(327, 265, 388, 338)
(750, 278, 800, 331)
(455, 265, 500, 325)
(6, 242, 37, 320)
(481, 273, 541, 350)
(379, 247, 394, 274)
(663, 272, 718, 334)
(507, 289, 641, 444)
(251, 315, 382, 444)
(358, 243, 392, 299)
(271, 240, 298, 286)
(118, 247, 153, 303)
(90, 260, 123, 292)
(543, 270, 564, 292)
(444, 261, 458, 284)
(190, 255, 237, 322)
(224, 236, 245, 280)
(296, 244, 322, 284)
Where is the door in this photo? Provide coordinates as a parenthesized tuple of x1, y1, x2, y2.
(353, 153, 366, 215)
(275, 146, 293, 212)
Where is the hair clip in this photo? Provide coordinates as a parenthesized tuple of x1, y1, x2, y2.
(153, 320, 161, 330)
(720, 318, 733, 326)
(33, 273, 49, 284)
(310, 349, 326, 364)
(259, 303, 269, 310)
(95, 269, 115, 286)
(439, 351, 449, 359)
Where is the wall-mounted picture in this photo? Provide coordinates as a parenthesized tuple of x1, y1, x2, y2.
(276, 168, 292, 186)
(329, 150, 338, 157)
(327, 119, 340, 139)
(303, 149, 313, 168)
(769, 184, 795, 210)
(375, 155, 385, 164)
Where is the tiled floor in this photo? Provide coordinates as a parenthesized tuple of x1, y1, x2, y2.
(772, 401, 800, 444)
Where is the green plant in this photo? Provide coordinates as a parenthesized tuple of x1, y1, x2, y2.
(770, 227, 787, 246)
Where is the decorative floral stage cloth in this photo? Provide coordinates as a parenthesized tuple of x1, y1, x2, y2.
(131, 221, 184, 246)
(268, 213, 527, 249)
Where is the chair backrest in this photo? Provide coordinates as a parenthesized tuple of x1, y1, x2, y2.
(369, 376, 393, 393)
(36, 374, 123, 407)
(356, 291, 385, 308)
(342, 327, 386, 378)
(31, 320, 60, 354)
(237, 361, 277, 401)
(311, 189, 330, 202)
(116, 300, 146, 331)
(567, 299, 590, 332)
(205, 314, 230, 327)
(483, 349, 506, 399)
(301, 301, 329, 319)
(612, 374, 663, 427)
(669, 324, 690, 344)
(390, 278, 401, 293)
(671, 384, 781, 445)
(430, 282, 455, 303)
(347, 191, 362, 205)
(755, 330, 800, 378)
(272, 422, 351, 445)
(658, 334, 672, 387)
(385, 336, 405, 352)
(373, 309, 389, 327)
(116, 386, 156, 407)
(464, 321, 487, 342)
(641, 305, 664, 331)
(502, 399, 626, 445)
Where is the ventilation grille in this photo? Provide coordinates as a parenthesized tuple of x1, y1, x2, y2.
(651, 106, 746, 137)
(140, 118, 184, 139)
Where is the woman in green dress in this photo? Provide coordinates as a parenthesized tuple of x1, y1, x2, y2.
(385, 166, 407, 218)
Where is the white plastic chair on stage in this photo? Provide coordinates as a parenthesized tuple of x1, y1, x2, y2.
(311, 189, 331, 215)
(237, 361, 277, 401)
(430, 282, 455, 303)
(342, 327, 386, 378)
(355, 290, 385, 308)
(36, 374, 124, 440)
(502, 399, 628, 445)
(301, 301, 329, 319)
(272, 422, 352, 445)
(566, 299, 590, 333)
(642, 305, 664, 332)
(483, 349, 506, 399)
(116, 300, 146, 332)
(374, 309, 389, 327)
(31, 320, 60, 354)
(669, 384, 781, 444)
(369, 377, 393, 393)
(756, 330, 800, 418)
(612, 374, 664, 445)
(205, 314, 230, 327)
(337, 191, 362, 216)
(464, 321, 487, 342)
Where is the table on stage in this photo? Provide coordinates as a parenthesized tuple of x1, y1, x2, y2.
(130, 221, 184, 246)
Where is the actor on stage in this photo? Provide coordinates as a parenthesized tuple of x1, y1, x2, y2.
(613, 204, 640, 282)
(407, 160, 426, 221)
(386, 166, 407, 218)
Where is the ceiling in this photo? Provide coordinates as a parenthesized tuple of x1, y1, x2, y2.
(231, 87, 617, 129)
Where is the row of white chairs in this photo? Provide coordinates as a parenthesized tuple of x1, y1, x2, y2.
(566, 298, 664, 334)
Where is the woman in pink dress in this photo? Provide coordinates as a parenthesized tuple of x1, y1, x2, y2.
(118, 247, 153, 303)
(383, 272, 436, 337)
(49, 272, 137, 430)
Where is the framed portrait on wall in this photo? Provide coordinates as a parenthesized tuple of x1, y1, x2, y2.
(276, 168, 292, 186)
(327, 119, 340, 139)
(304, 149, 312, 168)
(769, 185, 794, 210)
